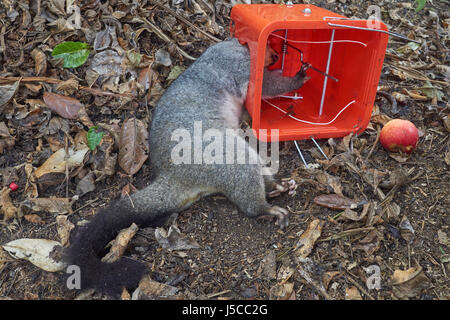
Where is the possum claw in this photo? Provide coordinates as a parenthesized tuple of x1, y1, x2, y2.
(268, 179, 297, 198)
(258, 206, 289, 229)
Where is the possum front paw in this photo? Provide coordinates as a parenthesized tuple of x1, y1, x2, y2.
(268, 179, 297, 198)
(258, 206, 289, 229)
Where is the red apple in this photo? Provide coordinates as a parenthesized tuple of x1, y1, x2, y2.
(380, 119, 419, 154)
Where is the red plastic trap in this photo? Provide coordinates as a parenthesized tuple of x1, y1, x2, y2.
(230, 3, 389, 142)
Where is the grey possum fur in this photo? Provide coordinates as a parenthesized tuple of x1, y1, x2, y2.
(63, 38, 308, 297)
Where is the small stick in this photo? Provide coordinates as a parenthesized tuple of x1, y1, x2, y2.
(0, 76, 136, 98)
(152, 1, 221, 43)
(365, 125, 381, 161)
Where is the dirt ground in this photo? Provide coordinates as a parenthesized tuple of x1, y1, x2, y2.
(0, 0, 448, 300)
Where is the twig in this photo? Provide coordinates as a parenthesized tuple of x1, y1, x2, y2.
(139, 16, 197, 61)
(366, 125, 380, 161)
(0, 76, 136, 98)
(207, 290, 231, 298)
(152, 1, 221, 43)
(318, 227, 375, 242)
(297, 265, 333, 300)
(376, 91, 399, 114)
(345, 271, 375, 300)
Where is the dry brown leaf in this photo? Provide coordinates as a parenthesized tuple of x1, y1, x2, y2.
(56, 215, 75, 247)
(391, 267, 430, 299)
(0, 80, 20, 108)
(315, 172, 343, 196)
(134, 275, 178, 299)
(294, 219, 324, 259)
(20, 197, 73, 215)
(55, 78, 79, 95)
(43, 92, 83, 119)
(389, 153, 409, 163)
(0, 121, 15, 154)
(345, 286, 363, 300)
(119, 118, 149, 175)
(24, 163, 38, 198)
(340, 207, 369, 221)
(257, 250, 277, 280)
(0, 187, 17, 221)
(402, 88, 428, 101)
(34, 147, 90, 180)
(371, 114, 392, 126)
(23, 214, 45, 225)
(314, 194, 359, 210)
(269, 282, 294, 300)
(277, 264, 295, 284)
(31, 48, 47, 76)
(322, 271, 341, 290)
(102, 223, 139, 263)
(353, 229, 382, 256)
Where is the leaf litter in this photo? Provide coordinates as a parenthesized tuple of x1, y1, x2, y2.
(0, 0, 448, 300)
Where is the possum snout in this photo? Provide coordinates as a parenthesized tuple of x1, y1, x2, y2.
(264, 47, 279, 67)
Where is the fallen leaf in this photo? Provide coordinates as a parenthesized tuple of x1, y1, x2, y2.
(75, 171, 96, 196)
(2, 238, 66, 272)
(34, 147, 90, 181)
(314, 194, 359, 210)
(0, 187, 17, 221)
(118, 118, 149, 175)
(391, 266, 429, 299)
(31, 48, 47, 76)
(315, 172, 343, 195)
(340, 207, 369, 221)
(353, 229, 383, 255)
(56, 215, 75, 247)
(399, 215, 415, 243)
(19, 197, 74, 215)
(269, 282, 294, 300)
(155, 224, 199, 251)
(389, 153, 409, 163)
(294, 219, 324, 259)
(0, 81, 20, 109)
(43, 92, 84, 119)
(102, 223, 139, 263)
(257, 250, 277, 280)
(277, 264, 295, 284)
(132, 275, 178, 299)
(0, 122, 15, 154)
(322, 271, 341, 290)
(55, 78, 79, 95)
(371, 114, 392, 126)
(437, 230, 448, 246)
(24, 214, 45, 225)
(345, 286, 363, 300)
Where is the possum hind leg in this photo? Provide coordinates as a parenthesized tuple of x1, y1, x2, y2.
(215, 162, 289, 229)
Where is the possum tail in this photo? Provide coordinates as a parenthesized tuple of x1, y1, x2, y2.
(63, 177, 178, 297)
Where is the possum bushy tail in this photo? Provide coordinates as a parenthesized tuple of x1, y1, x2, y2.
(63, 178, 174, 297)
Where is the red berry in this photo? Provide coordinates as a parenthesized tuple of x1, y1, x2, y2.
(9, 182, 19, 191)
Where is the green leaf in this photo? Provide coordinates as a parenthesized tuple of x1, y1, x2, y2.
(167, 65, 183, 82)
(51, 41, 91, 68)
(87, 126, 105, 151)
(415, 0, 427, 12)
(418, 81, 445, 102)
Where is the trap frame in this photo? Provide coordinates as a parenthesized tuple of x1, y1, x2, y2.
(230, 3, 391, 144)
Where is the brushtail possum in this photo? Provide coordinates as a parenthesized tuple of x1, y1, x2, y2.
(63, 38, 309, 297)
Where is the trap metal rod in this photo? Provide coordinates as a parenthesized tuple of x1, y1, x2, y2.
(327, 22, 421, 44)
(294, 140, 308, 167)
(319, 28, 335, 117)
(311, 137, 329, 160)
